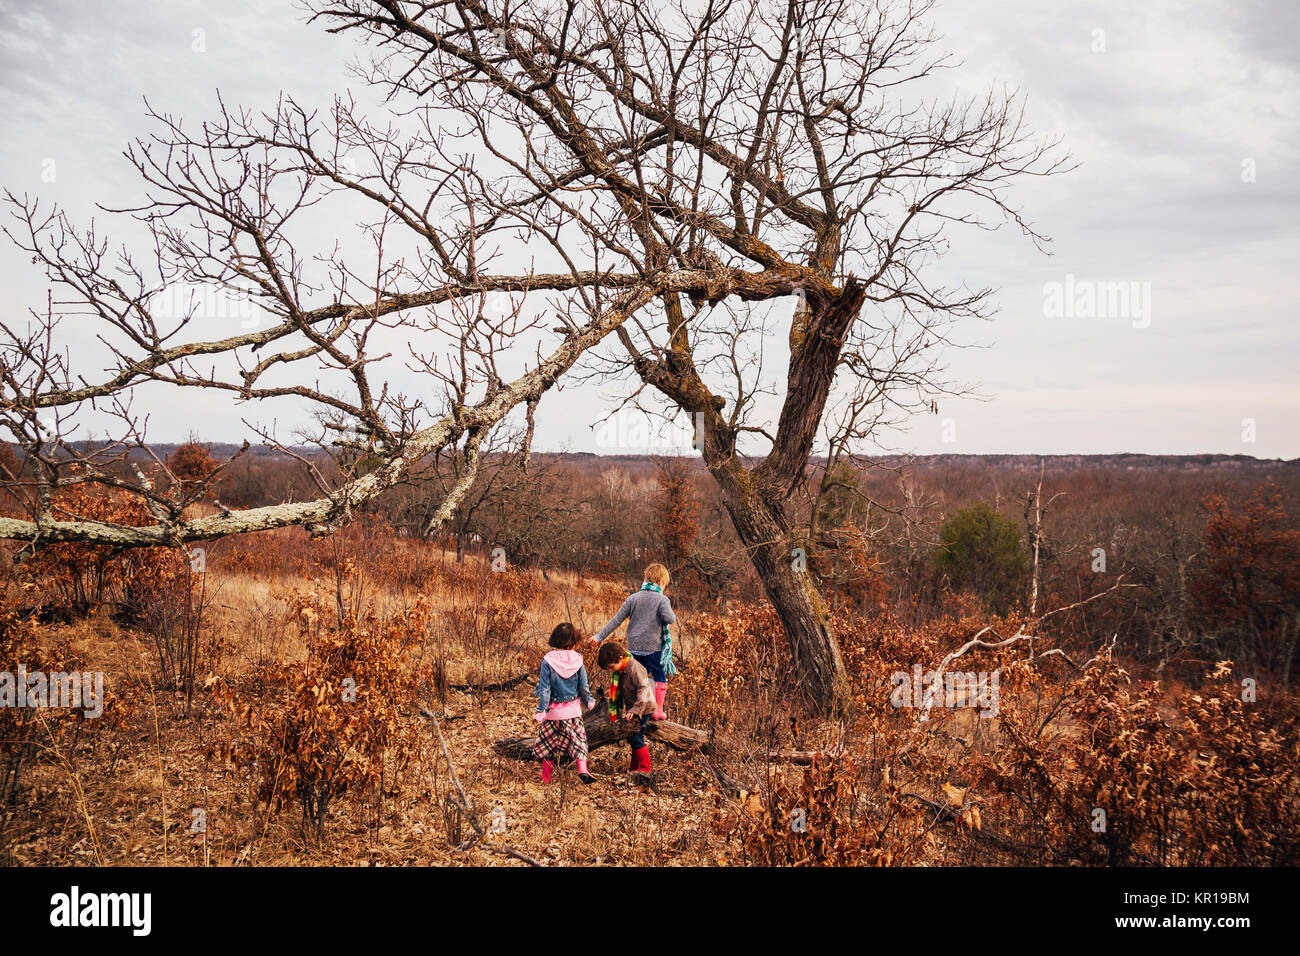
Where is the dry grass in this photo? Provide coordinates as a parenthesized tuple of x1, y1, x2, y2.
(0, 533, 725, 866)
(3, 521, 1297, 867)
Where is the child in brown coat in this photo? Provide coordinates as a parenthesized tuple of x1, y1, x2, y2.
(597, 641, 659, 771)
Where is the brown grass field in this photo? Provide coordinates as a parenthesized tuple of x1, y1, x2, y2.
(3, 497, 1298, 867)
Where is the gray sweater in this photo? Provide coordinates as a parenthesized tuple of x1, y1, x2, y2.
(594, 588, 676, 654)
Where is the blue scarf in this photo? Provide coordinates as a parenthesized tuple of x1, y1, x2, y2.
(640, 582, 677, 678)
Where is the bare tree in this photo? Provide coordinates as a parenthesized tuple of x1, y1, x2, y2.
(1, 0, 1065, 712)
(0, 70, 717, 548)
(310, 0, 1065, 707)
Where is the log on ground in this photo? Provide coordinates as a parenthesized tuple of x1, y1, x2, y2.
(493, 706, 709, 761)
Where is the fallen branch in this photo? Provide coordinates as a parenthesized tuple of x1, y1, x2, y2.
(758, 748, 830, 766)
(899, 792, 1027, 858)
(493, 705, 829, 766)
(494, 705, 710, 760)
(403, 708, 465, 721)
(418, 703, 545, 867)
(450, 672, 531, 693)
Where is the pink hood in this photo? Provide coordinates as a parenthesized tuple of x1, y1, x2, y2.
(543, 649, 584, 678)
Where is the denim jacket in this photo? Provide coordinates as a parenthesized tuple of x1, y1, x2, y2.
(535, 650, 595, 714)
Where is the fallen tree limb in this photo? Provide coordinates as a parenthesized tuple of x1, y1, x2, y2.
(494, 705, 710, 760)
(493, 706, 828, 765)
(451, 672, 531, 693)
(752, 748, 828, 766)
(418, 704, 545, 867)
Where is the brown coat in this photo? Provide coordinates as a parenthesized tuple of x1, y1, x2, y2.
(615, 656, 658, 718)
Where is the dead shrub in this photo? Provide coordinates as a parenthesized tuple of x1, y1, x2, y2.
(712, 755, 926, 866)
(219, 593, 430, 841)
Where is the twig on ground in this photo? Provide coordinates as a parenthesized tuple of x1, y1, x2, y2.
(449, 672, 530, 693)
(417, 702, 545, 867)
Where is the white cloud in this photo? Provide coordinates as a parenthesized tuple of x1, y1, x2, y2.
(0, 0, 1294, 456)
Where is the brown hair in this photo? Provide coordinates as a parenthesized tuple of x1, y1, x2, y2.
(597, 641, 627, 669)
(549, 622, 580, 649)
(644, 563, 670, 588)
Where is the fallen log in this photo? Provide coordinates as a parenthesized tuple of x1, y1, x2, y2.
(493, 706, 829, 765)
(494, 705, 709, 760)
(753, 748, 828, 766)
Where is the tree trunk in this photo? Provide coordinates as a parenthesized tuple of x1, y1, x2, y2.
(707, 458, 850, 714)
(632, 282, 865, 716)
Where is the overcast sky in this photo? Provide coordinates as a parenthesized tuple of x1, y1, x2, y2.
(1, 0, 1296, 458)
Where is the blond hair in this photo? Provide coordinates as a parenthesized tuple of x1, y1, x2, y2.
(644, 563, 670, 588)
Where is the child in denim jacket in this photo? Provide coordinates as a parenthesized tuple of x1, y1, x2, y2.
(532, 622, 597, 784)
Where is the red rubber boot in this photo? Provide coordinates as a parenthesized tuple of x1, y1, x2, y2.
(630, 745, 652, 772)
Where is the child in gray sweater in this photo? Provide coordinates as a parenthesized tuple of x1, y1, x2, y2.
(591, 562, 676, 721)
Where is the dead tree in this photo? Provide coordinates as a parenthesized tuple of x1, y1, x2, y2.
(2, 0, 1066, 714)
(312, 0, 1069, 711)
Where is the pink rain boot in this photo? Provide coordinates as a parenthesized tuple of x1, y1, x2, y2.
(576, 758, 596, 785)
(653, 682, 667, 720)
(541, 759, 554, 783)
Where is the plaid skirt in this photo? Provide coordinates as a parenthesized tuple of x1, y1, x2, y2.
(532, 715, 588, 763)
